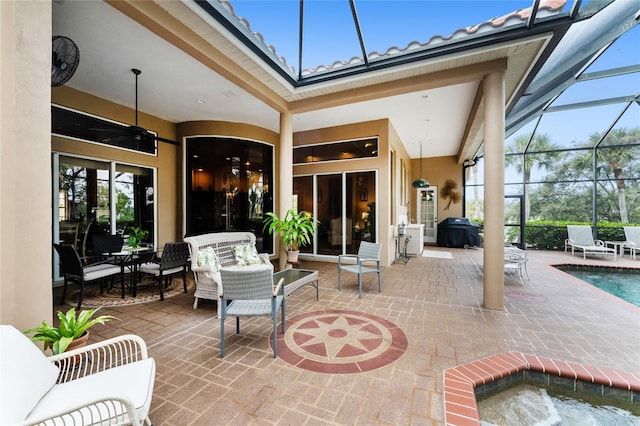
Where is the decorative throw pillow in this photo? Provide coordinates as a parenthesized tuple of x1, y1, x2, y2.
(233, 243, 262, 267)
(197, 247, 220, 272)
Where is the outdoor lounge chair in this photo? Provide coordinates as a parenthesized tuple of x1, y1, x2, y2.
(565, 225, 616, 260)
(623, 226, 639, 259)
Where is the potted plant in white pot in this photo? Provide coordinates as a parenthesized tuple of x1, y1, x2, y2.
(263, 209, 318, 264)
(24, 308, 117, 355)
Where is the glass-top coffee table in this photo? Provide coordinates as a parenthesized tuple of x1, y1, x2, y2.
(273, 269, 319, 299)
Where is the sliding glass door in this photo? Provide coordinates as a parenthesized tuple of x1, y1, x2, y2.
(53, 154, 156, 278)
(294, 170, 376, 257)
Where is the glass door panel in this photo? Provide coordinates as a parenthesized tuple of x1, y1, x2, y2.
(58, 157, 110, 256)
(418, 188, 437, 244)
(317, 174, 342, 256)
(115, 164, 154, 246)
(294, 175, 314, 254)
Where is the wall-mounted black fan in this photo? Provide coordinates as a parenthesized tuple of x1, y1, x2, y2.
(52, 35, 80, 87)
(92, 68, 179, 146)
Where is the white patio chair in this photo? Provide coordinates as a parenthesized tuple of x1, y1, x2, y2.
(219, 265, 285, 358)
(504, 246, 529, 285)
(565, 225, 616, 260)
(0, 325, 155, 426)
(338, 241, 382, 298)
(623, 226, 639, 259)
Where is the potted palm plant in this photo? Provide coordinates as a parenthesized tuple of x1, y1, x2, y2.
(24, 308, 117, 355)
(263, 209, 318, 263)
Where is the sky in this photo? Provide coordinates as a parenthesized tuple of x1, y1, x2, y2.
(228, 0, 638, 146)
(227, 0, 536, 71)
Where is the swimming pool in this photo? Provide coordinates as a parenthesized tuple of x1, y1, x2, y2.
(555, 265, 640, 307)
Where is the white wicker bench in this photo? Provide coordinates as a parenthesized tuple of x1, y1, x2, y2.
(184, 232, 272, 310)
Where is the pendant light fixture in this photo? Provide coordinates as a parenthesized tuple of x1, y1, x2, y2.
(412, 140, 430, 188)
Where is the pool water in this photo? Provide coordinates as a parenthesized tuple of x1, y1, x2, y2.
(555, 265, 640, 307)
(478, 384, 640, 426)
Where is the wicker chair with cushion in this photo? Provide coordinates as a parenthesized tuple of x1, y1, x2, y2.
(138, 242, 190, 300)
(338, 241, 382, 298)
(0, 325, 155, 426)
(92, 234, 124, 260)
(184, 232, 272, 311)
(219, 265, 285, 358)
(54, 243, 122, 309)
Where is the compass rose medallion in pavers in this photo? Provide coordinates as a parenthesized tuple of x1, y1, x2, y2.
(276, 310, 408, 373)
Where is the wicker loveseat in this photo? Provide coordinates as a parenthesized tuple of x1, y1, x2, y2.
(184, 232, 272, 311)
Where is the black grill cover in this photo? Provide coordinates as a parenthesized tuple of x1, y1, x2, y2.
(437, 217, 481, 248)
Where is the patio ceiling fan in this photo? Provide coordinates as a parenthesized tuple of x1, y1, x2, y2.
(92, 68, 179, 146)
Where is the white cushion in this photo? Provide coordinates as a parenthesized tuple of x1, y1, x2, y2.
(196, 247, 220, 272)
(83, 263, 121, 281)
(0, 325, 59, 425)
(26, 358, 156, 424)
(232, 243, 262, 267)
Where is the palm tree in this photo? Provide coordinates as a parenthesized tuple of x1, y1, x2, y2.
(587, 127, 640, 223)
(505, 133, 564, 221)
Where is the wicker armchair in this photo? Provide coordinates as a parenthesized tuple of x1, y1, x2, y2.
(184, 232, 271, 311)
(0, 325, 155, 426)
(219, 265, 285, 358)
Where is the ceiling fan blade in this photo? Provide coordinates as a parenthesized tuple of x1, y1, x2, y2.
(88, 127, 129, 135)
(154, 135, 180, 146)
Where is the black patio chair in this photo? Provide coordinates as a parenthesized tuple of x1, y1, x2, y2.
(138, 242, 190, 300)
(54, 243, 122, 309)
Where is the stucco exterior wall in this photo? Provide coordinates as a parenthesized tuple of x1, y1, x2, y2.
(293, 119, 399, 266)
(51, 86, 181, 247)
(0, 1, 53, 329)
(410, 156, 463, 234)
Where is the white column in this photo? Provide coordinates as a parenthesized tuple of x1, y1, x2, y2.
(278, 112, 293, 269)
(483, 71, 506, 310)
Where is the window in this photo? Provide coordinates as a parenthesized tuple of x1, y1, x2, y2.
(293, 138, 378, 164)
(186, 137, 274, 253)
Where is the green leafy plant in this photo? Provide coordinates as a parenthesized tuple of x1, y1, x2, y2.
(24, 308, 118, 355)
(263, 209, 319, 251)
(128, 226, 148, 248)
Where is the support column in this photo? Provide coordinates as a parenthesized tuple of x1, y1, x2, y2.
(278, 112, 293, 269)
(0, 1, 53, 328)
(483, 71, 506, 310)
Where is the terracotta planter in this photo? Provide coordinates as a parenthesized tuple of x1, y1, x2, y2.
(66, 331, 89, 352)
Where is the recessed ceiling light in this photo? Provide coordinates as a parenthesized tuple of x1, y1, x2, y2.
(193, 154, 198, 158)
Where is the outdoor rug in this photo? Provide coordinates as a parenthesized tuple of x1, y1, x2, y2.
(421, 250, 453, 260)
(65, 277, 194, 308)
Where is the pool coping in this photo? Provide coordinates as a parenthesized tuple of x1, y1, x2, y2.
(443, 351, 640, 425)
